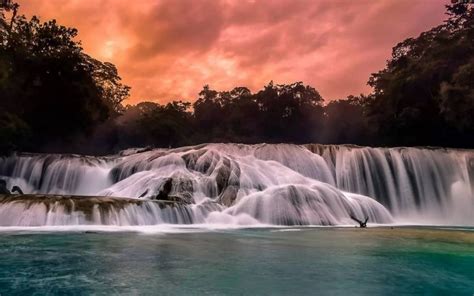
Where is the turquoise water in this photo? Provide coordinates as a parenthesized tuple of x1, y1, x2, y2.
(0, 227, 473, 295)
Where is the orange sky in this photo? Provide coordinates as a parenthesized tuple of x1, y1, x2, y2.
(19, 0, 448, 104)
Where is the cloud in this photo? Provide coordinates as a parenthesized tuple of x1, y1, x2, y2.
(19, 0, 449, 103)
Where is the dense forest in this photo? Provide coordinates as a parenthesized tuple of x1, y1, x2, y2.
(0, 1, 473, 155)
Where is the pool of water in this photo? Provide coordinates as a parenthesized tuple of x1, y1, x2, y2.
(0, 227, 473, 295)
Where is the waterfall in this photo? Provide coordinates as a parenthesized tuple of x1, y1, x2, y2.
(0, 153, 113, 195)
(0, 144, 472, 227)
(307, 145, 473, 224)
(0, 195, 222, 226)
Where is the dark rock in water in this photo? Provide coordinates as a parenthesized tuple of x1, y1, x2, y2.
(0, 179, 10, 195)
(11, 186, 23, 194)
(182, 150, 242, 205)
(171, 178, 194, 204)
(156, 178, 173, 200)
(0, 179, 24, 195)
(108, 167, 123, 183)
(181, 149, 207, 172)
(153, 177, 194, 204)
(182, 149, 222, 175)
(108, 151, 166, 182)
(139, 189, 149, 198)
(109, 164, 142, 183)
(217, 185, 239, 207)
(215, 162, 230, 195)
(215, 158, 241, 206)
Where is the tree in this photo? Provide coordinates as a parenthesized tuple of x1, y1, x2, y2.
(191, 82, 325, 144)
(0, 2, 129, 154)
(82, 54, 130, 114)
(255, 81, 324, 143)
(0, 112, 30, 155)
(322, 96, 372, 145)
(223, 87, 261, 143)
(366, 1, 474, 147)
(193, 85, 226, 141)
(138, 101, 193, 147)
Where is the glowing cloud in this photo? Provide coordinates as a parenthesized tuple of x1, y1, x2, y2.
(19, 0, 448, 104)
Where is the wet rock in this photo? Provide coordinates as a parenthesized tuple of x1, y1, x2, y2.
(155, 178, 173, 200)
(109, 151, 166, 182)
(0, 179, 10, 195)
(154, 177, 194, 204)
(0, 194, 186, 225)
(181, 149, 206, 171)
(217, 185, 239, 207)
(215, 158, 241, 206)
(138, 189, 149, 198)
(11, 185, 23, 194)
(118, 146, 153, 156)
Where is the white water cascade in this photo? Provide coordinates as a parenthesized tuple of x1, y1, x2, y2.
(0, 144, 472, 227)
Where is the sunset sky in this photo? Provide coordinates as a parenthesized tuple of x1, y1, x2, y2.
(20, 0, 448, 104)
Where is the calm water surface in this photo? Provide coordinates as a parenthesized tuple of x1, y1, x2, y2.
(0, 227, 473, 295)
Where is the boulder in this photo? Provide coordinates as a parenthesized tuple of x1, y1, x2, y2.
(154, 177, 194, 204)
(214, 158, 241, 206)
(0, 179, 10, 195)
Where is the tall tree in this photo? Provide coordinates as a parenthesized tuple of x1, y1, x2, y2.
(0, 2, 129, 153)
(366, 0, 474, 147)
(255, 81, 324, 143)
(322, 95, 372, 145)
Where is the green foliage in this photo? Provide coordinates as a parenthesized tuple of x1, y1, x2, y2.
(0, 112, 30, 155)
(254, 82, 324, 142)
(1, 1, 474, 154)
(82, 54, 130, 114)
(366, 1, 474, 147)
(0, 2, 129, 154)
(139, 101, 193, 147)
(322, 95, 372, 145)
(191, 82, 324, 144)
(107, 81, 325, 150)
(439, 59, 474, 131)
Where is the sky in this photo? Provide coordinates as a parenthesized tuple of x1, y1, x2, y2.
(19, 0, 449, 104)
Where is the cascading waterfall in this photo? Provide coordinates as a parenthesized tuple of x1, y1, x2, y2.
(307, 145, 474, 224)
(0, 144, 472, 227)
(0, 195, 222, 227)
(0, 153, 113, 195)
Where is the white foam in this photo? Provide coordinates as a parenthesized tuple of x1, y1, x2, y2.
(0, 144, 472, 227)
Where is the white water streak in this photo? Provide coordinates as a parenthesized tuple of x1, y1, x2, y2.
(0, 144, 472, 226)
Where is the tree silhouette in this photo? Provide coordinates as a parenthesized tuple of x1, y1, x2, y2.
(1, 1, 473, 155)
